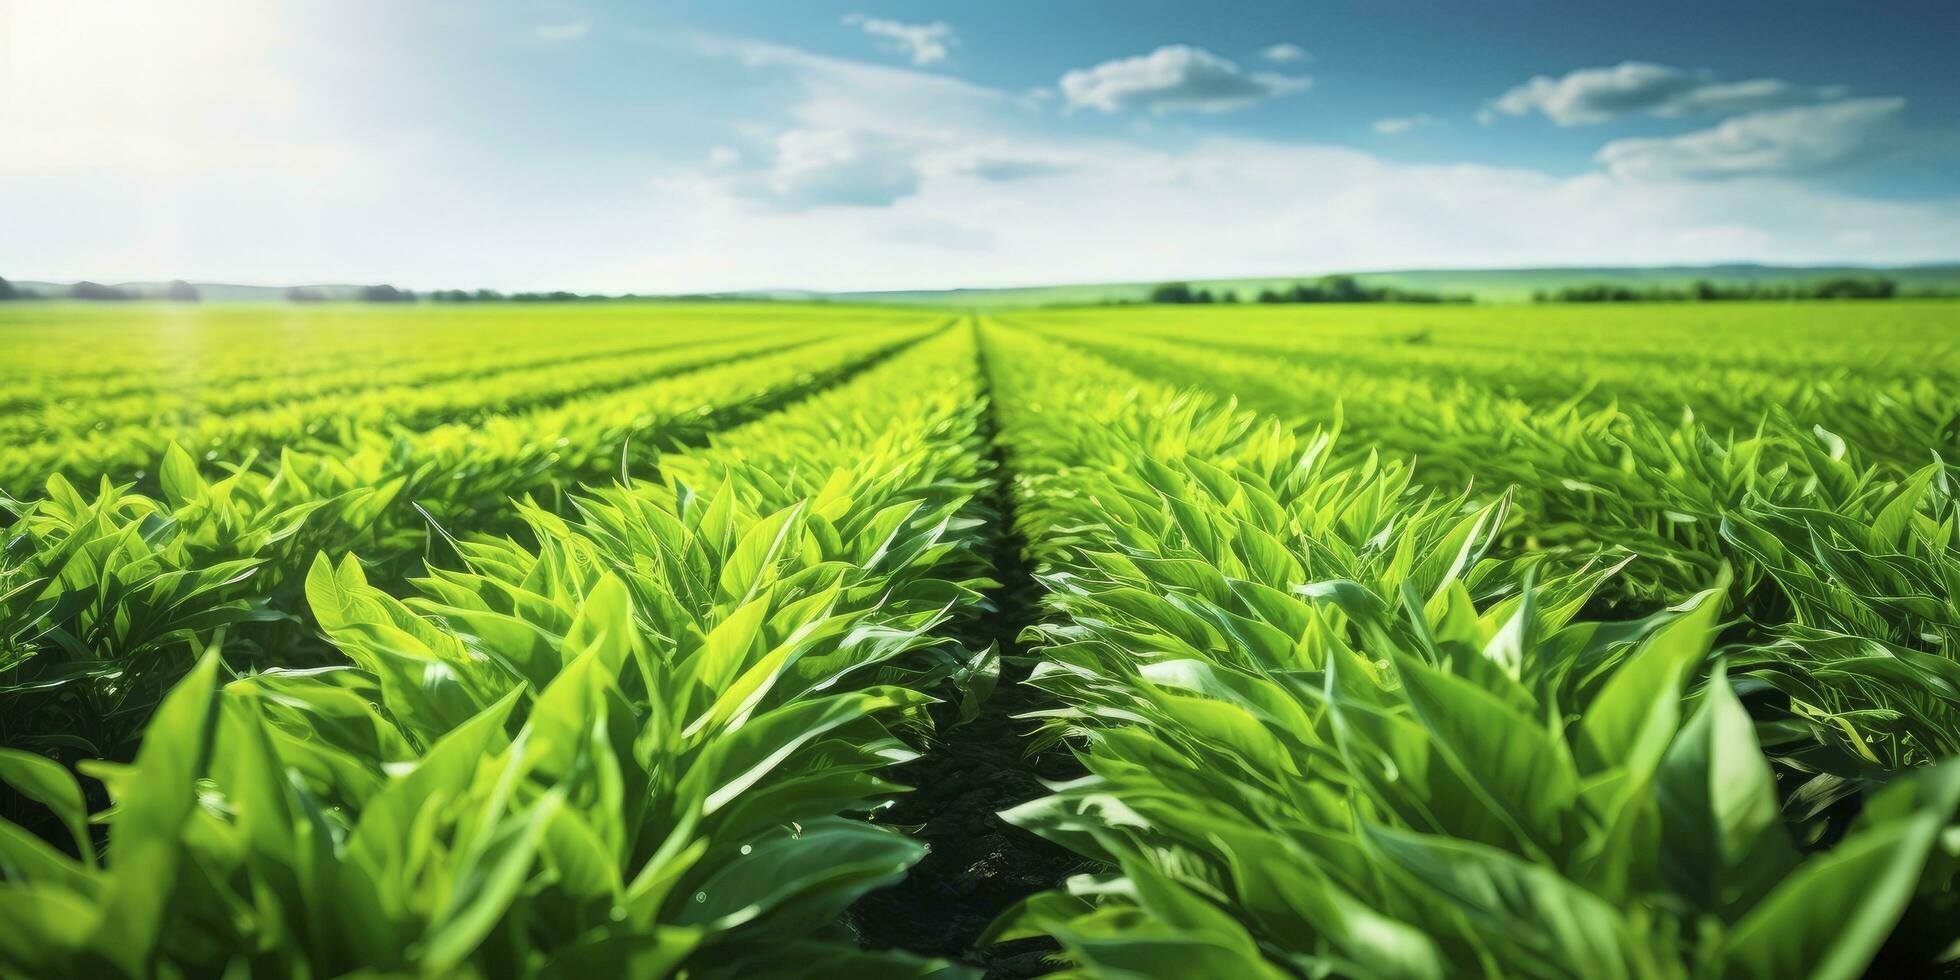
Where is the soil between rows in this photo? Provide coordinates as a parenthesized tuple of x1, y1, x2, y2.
(845, 332, 1087, 976)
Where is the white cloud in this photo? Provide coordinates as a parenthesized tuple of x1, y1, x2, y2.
(1261, 43, 1308, 64)
(1373, 114, 1440, 136)
(645, 136, 1960, 292)
(7, 19, 1954, 295)
(644, 41, 1960, 292)
(678, 135, 1074, 211)
(1659, 78, 1821, 118)
(1490, 62, 1838, 125)
(722, 127, 924, 208)
(1060, 45, 1310, 114)
(536, 20, 592, 42)
(693, 35, 1009, 134)
(843, 15, 955, 66)
(668, 39, 1069, 210)
(1598, 97, 1907, 179)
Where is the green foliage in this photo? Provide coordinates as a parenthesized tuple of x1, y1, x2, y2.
(0, 455, 377, 760)
(1542, 278, 1900, 302)
(1151, 275, 1465, 305)
(1011, 312, 1960, 779)
(979, 321, 1960, 977)
(2, 301, 1957, 975)
(0, 323, 993, 976)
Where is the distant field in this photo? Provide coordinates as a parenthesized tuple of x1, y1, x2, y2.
(4, 299, 1960, 976)
(0, 300, 941, 487)
(826, 262, 1960, 306)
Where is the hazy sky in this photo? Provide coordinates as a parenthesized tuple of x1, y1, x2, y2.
(3, 1, 1957, 292)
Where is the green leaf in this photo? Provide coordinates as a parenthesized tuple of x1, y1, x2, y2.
(1718, 813, 1942, 980)
(89, 651, 225, 976)
(1364, 823, 1648, 980)
(1870, 463, 1936, 550)
(1392, 652, 1578, 858)
(0, 820, 94, 893)
(420, 792, 564, 972)
(1576, 589, 1722, 777)
(1654, 664, 1798, 919)
(563, 572, 638, 676)
(536, 927, 701, 979)
(0, 748, 95, 865)
(158, 442, 208, 510)
(719, 501, 806, 604)
(955, 643, 1001, 725)
(677, 818, 922, 934)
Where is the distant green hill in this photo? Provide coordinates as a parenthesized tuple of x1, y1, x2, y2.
(10, 263, 1957, 307)
(809, 263, 1960, 307)
(10, 280, 375, 301)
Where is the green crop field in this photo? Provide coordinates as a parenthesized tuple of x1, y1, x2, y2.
(3, 298, 1959, 977)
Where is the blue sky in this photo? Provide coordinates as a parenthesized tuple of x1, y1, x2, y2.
(2, 0, 1956, 291)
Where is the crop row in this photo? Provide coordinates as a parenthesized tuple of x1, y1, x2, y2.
(0, 303, 936, 396)
(0, 325, 938, 766)
(1016, 315, 1959, 465)
(0, 322, 1002, 976)
(2, 304, 1955, 976)
(1011, 322, 1960, 769)
(0, 315, 830, 444)
(0, 320, 939, 493)
(1019, 302, 1960, 379)
(977, 321, 1960, 977)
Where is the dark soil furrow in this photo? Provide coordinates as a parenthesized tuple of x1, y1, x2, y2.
(846, 322, 1084, 977)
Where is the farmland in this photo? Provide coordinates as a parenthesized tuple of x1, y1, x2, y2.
(2, 298, 1959, 977)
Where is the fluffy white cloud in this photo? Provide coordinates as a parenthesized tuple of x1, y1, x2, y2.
(843, 15, 955, 66)
(1598, 97, 1907, 179)
(7, 17, 1954, 294)
(644, 136, 1960, 292)
(680, 135, 1075, 211)
(716, 128, 924, 207)
(1490, 62, 1836, 125)
(1373, 113, 1439, 135)
(1060, 45, 1310, 114)
(694, 35, 1010, 135)
(1261, 43, 1308, 64)
(643, 42, 1960, 292)
(669, 40, 1089, 210)
(535, 20, 591, 42)
(1662, 78, 1845, 118)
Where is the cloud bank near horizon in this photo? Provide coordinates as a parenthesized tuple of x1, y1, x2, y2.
(0, 3, 1953, 292)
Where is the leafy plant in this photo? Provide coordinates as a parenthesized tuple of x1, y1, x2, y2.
(978, 321, 1960, 977)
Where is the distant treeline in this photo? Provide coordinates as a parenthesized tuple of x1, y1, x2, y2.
(0, 277, 711, 304)
(285, 285, 419, 303)
(292, 287, 708, 303)
(1534, 278, 1921, 303)
(1149, 275, 1469, 305)
(422, 289, 701, 303)
(0, 277, 204, 302)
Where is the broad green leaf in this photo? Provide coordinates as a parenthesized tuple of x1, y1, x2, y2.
(1392, 653, 1578, 857)
(1576, 589, 1722, 776)
(0, 748, 95, 865)
(1654, 665, 1798, 919)
(1719, 813, 1942, 980)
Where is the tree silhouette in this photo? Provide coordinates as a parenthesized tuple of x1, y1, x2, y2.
(70, 281, 132, 301)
